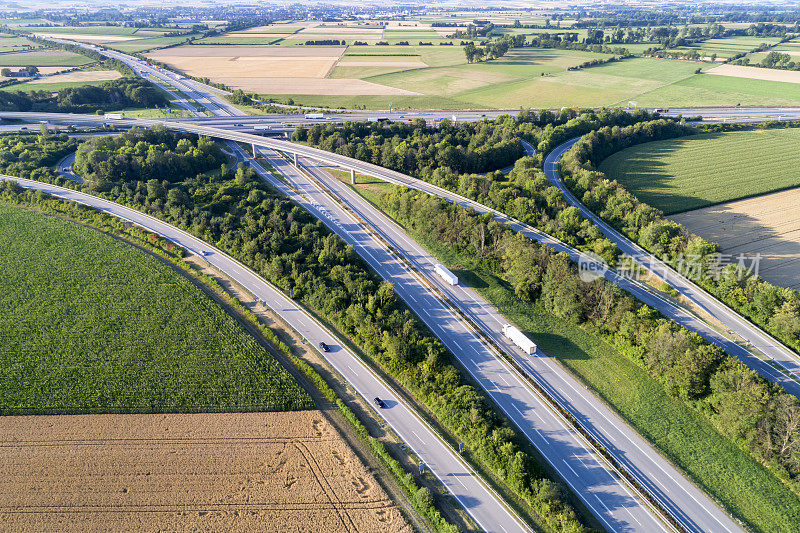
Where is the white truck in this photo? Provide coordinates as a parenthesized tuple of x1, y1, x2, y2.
(434, 263, 458, 286)
(502, 324, 537, 355)
(305, 113, 324, 120)
(253, 124, 272, 131)
(103, 113, 124, 120)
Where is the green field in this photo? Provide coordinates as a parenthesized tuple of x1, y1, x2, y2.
(353, 178, 800, 533)
(0, 50, 92, 67)
(668, 36, 784, 59)
(0, 203, 311, 414)
(108, 34, 199, 53)
(262, 51, 793, 109)
(0, 80, 111, 92)
(598, 129, 800, 214)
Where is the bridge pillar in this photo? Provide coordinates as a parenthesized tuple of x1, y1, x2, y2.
(350, 168, 356, 185)
(293, 152, 298, 166)
(251, 143, 256, 157)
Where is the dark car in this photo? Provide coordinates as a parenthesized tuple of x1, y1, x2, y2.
(319, 342, 330, 352)
(373, 397, 387, 409)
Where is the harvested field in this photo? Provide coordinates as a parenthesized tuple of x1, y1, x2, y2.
(222, 77, 420, 95)
(671, 188, 800, 289)
(706, 64, 800, 84)
(28, 69, 121, 84)
(150, 46, 344, 57)
(147, 46, 417, 94)
(0, 412, 411, 533)
(151, 55, 339, 78)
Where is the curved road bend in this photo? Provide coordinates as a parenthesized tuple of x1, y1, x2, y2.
(163, 123, 800, 395)
(544, 139, 800, 397)
(234, 144, 676, 532)
(282, 155, 743, 533)
(0, 174, 529, 533)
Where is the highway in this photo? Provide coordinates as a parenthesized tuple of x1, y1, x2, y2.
(1, 173, 530, 533)
(1, 38, 784, 532)
(234, 143, 677, 532)
(283, 155, 746, 533)
(2, 109, 758, 531)
(543, 139, 800, 397)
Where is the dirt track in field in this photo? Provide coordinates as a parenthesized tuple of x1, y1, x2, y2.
(671, 187, 800, 289)
(0, 412, 411, 532)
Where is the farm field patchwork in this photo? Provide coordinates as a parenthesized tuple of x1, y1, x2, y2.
(597, 129, 800, 214)
(671, 188, 800, 289)
(146, 45, 419, 95)
(0, 204, 310, 413)
(0, 412, 410, 532)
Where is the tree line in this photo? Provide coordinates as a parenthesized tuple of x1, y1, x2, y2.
(0, 77, 168, 114)
(560, 119, 800, 362)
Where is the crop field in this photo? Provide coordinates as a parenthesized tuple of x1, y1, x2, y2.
(0, 412, 410, 532)
(107, 34, 198, 53)
(598, 129, 800, 214)
(672, 188, 800, 289)
(146, 45, 419, 95)
(0, 204, 311, 413)
(0, 49, 92, 67)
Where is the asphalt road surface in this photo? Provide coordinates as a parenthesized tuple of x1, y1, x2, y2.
(543, 139, 800, 398)
(0, 174, 530, 533)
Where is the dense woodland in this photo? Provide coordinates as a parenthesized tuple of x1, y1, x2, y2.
(13, 128, 587, 533)
(0, 78, 168, 114)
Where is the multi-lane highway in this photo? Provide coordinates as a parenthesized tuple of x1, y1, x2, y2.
(238, 144, 677, 532)
(1, 173, 530, 533)
(5, 37, 793, 533)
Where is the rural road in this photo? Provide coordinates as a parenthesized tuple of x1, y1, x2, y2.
(0, 174, 529, 533)
(543, 138, 800, 398)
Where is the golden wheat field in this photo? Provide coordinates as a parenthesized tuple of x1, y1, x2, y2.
(0, 412, 410, 533)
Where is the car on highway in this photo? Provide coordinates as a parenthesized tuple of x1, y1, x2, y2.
(373, 397, 387, 409)
(201, 250, 210, 256)
(318, 341, 330, 352)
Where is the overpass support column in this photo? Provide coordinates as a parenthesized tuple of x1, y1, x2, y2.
(350, 168, 356, 185)
(251, 143, 256, 157)
(293, 152, 298, 166)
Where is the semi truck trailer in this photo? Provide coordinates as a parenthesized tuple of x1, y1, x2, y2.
(434, 264, 458, 286)
(502, 324, 537, 355)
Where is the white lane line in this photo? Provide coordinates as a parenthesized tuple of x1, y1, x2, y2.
(411, 430, 426, 445)
(561, 458, 580, 478)
(594, 494, 612, 514)
(627, 507, 642, 526)
(408, 293, 417, 302)
(499, 374, 510, 386)
(452, 339, 463, 351)
(511, 404, 525, 416)
(347, 365, 358, 377)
